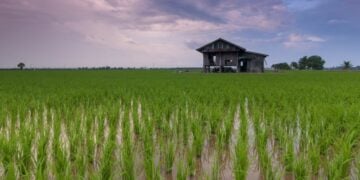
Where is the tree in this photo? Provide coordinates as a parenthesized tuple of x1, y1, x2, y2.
(298, 55, 325, 70)
(290, 61, 299, 69)
(342, 61, 352, 70)
(271, 62, 291, 70)
(308, 56, 325, 70)
(298, 56, 308, 70)
(17, 62, 25, 70)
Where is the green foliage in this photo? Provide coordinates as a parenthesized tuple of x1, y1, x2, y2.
(234, 136, 248, 180)
(291, 61, 299, 69)
(271, 62, 291, 70)
(17, 62, 25, 70)
(298, 55, 326, 70)
(342, 61, 352, 70)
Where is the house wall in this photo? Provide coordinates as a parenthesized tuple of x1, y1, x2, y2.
(219, 52, 239, 66)
(247, 58, 265, 72)
(203, 54, 210, 66)
(202, 52, 265, 73)
(203, 52, 239, 66)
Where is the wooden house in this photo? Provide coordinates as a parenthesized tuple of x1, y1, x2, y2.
(196, 38, 268, 73)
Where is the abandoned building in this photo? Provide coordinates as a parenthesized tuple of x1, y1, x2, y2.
(196, 38, 268, 73)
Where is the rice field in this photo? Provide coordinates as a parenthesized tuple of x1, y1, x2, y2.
(1, 70, 360, 179)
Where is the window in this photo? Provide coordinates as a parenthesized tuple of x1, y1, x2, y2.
(225, 59, 232, 65)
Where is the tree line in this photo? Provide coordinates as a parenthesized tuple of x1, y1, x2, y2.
(272, 55, 326, 70)
(272, 55, 354, 70)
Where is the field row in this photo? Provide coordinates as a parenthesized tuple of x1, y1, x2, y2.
(1, 98, 360, 179)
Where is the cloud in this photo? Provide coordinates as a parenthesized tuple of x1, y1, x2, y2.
(2, 0, 290, 32)
(283, 33, 325, 48)
(282, 0, 324, 11)
(0, 0, 293, 67)
(2, 0, 291, 48)
(328, 19, 349, 24)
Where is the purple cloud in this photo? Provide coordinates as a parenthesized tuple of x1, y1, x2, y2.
(0, 0, 359, 68)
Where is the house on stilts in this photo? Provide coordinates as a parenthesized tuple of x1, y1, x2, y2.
(196, 38, 268, 73)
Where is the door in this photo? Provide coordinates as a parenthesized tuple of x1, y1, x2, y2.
(238, 59, 248, 72)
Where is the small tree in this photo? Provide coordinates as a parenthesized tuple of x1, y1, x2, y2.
(342, 61, 352, 70)
(290, 61, 299, 69)
(272, 63, 291, 70)
(17, 62, 25, 70)
(298, 55, 325, 70)
(298, 56, 308, 70)
(308, 56, 325, 70)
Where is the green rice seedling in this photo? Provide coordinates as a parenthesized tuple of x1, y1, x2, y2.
(293, 156, 308, 180)
(209, 109, 221, 135)
(131, 100, 140, 135)
(211, 151, 221, 180)
(18, 125, 35, 177)
(255, 126, 274, 180)
(100, 139, 116, 179)
(54, 134, 71, 178)
(192, 118, 205, 158)
(35, 133, 49, 179)
(327, 131, 356, 179)
(223, 110, 235, 146)
(233, 135, 248, 180)
(72, 146, 86, 179)
(121, 109, 135, 180)
(258, 149, 274, 180)
(284, 136, 294, 172)
(86, 126, 96, 167)
(68, 110, 82, 163)
(5, 162, 17, 180)
(0, 136, 17, 178)
(308, 143, 320, 175)
(187, 146, 196, 177)
(239, 105, 248, 143)
(233, 104, 249, 179)
(181, 108, 190, 146)
(216, 124, 226, 150)
(176, 160, 188, 180)
(164, 140, 176, 173)
(356, 153, 360, 178)
(142, 120, 160, 180)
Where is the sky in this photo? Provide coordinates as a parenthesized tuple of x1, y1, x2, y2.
(0, 0, 359, 68)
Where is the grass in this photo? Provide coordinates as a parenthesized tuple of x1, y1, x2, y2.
(0, 70, 360, 179)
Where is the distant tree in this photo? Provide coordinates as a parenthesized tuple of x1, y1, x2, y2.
(290, 61, 299, 69)
(271, 62, 291, 70)
(17, 62, 25, 70)
(308, 56, 325, 70)
(342, 61, 352, 70)
(298, 55, 325, 70)
(298, 56, 308, 70)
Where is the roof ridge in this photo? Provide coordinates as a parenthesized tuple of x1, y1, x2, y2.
(196, 38, 246, 52)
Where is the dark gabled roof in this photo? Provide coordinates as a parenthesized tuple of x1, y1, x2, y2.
(196, 38, 269, 57)
(245, 51, 268, 57)
(196, 38, 246, 52)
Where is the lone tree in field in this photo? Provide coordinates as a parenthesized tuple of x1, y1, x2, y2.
(342, 61, 352, 70)
(17, 62, 25, 70)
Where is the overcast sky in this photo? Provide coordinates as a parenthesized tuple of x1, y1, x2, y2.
(0, 0, 359, 68)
